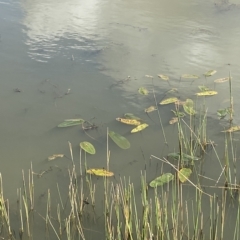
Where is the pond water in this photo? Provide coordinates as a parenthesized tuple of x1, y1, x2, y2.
(1, 0, 240, 239)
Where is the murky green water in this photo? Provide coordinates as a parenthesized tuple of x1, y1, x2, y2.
(1, 0, 240, 238)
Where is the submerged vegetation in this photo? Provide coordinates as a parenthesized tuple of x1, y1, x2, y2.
(1, 70, 240, 240)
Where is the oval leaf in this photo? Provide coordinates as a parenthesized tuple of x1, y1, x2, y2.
(204, 70, 217, 77)
(214, 77, 230, 83)
(80, 141, 96, 154)
(124, 113, 142, 120)
(149, 173, 174, 188)
(138, 87, 148, 95)
(58, 119, 85, 127)
(195, 91, 218, 96)
(158, 74, 169, 80)
(181, 74, 199, 79)
(168, 152, 199, 161)
(86, 169, 114, 177)
(178, 168, 192, 183)
(109, 131, 130, 149)
(159, 97, 178, 105)
(116, 118, 141, 125)
(131, 123, 149, 133)
(145, 106, 157, 113)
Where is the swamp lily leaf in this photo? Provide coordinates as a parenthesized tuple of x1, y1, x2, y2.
(138, 87, 149, 95)
(86, 168, 114, 177)
(204, 70, 217, 77)
(178, 168, 192, 183)
(116, 118, 141, 126)
(149, 173, 174, 187)
(214, 77, 230, 83)
(109, 131, 130, 149)
(181, 74, 199, 79)
(160, 97, 178, 105)
(145, 106, 157, 113)
(58, 119, 85, 127)
(195, 91, 218, 96)
(131, 123, 149, 133)
(167, 152, 199, 161)
(158, 74, 169, 80)
(124, 113, 142, 121)
(183, 99, 196, 115)
(169, 117, 178, 124)
(198, 85, 210, 92)
(80, 141, 96, 154)
(222, 126, 240, 133)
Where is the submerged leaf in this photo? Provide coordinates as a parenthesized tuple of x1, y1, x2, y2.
(124, 113, 142, 120)
(109, 131, 130, 149)
(222, 126, 240, 133)
(204, 70, 217, 77)
(158, 74, 169, 80)
(86, 169, 114, 177)
(149, 173, 174, 187)
(195, 91, 218, 96)
(116, 118, 141, 125)
(58, 119, 85, 127)
(178, 168, 192, 183)
(138, 87, 149, 95)
(160, 97, 178, 105)
(145, 106, 157, 113)
(183, 99, 196, 115)
(80, 141, 96, 154)
(214, 77, 230, 83)
(131, 123, 149, 133)
(181, 74, 199, 79)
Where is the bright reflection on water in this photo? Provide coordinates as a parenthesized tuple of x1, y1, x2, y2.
(1, 0, 240, 238)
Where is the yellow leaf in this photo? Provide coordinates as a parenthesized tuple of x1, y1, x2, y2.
(178, 168, 192, 183)
(159, 97, 178, 105)
(86, 169, 114, 177)
(158, 74, 169, 80)
(195, 91, 218, 96)
(222, 126, 240, 133)
(138, 87, 149, 95)
(116, 118, 141, 125)
(131, 123, 149, 133)
(145, 106, 157, 113)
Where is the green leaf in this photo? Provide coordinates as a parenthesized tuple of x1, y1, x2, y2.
(145, 106, 157, 113)
(181, 74, 199, 79)
(204, 70, 217, 77)
(198, 85, 210, 92)
(195, 91, 217, 96)
(183, 99, 196, 115)
(109, 131, 130, 149)
(86, 168, 114, 177)
(131, 123, 149, 133)
(159, 97, 178, 105)
(167, 152, 199, 161)
(158, 74, 169, 80)
(80, 141, 96, 154)
(178, 168, 192, 183)
(124, 113, 142, 120)
(138, 87, 149, 95)
(217, 108, 230, 119)
(149, 173, 174, 187)
(171, 110, 185, 118)
(58, 119, 85, 127)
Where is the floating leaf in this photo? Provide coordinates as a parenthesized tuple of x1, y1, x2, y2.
(80, 141, 96, 154)
(171, 110, 185, 118)
(222, 126, 240, 133)
(198, 85, 210, 92)
(86, 168, 114, 177)
(145, 106, 157, 113)
(167, 153, 199, 161)
(169, 117, 178, 124)
(167, 88, 178, 93)
(195, 91, 218, 96)
(48, 154, 64, 161)
(116, 118, 141, 125)
(217, 108, 230, 119)
(58, 119, 85, 127)
(109, 131, 130, 149)
(183, 99, 196, 115)
(124, 113, 142, 121)
(160, 97, 178, 105)
(214, 77, 230, 83)
(131, 123, 149, 133)
(204, 70, 217, 77)
(178, 168, 192, 183)
(149, 173, 174, 187)
(181, 74, 199, 79)
(158, 74, 169, 80)
(138, 87, 149, 95)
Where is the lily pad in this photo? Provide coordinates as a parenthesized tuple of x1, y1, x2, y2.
(80, 141, 96, 154)
(204, 70, 217, 77)
(58, 119, 85, 127)
(178, 168, 192, 183)
(183, 99, 196, 115)
(181, 74, 199, 79)
(138, 87, 149, 95)
(159, 97, 178, 105)
(109, 131, 130, 149)
(158, 74, 169, 80)
(86, 168, 114, 177)
(214, 77, 230, 83)
(167, 152, 199, 161)
(149, 173, 174, 188)
(116, 118, 141, 125)
(195, 91, 218, 96)
(124, 113, 142, 121)
(131, 123, 149, 133)
(145, 106, 157, 113)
